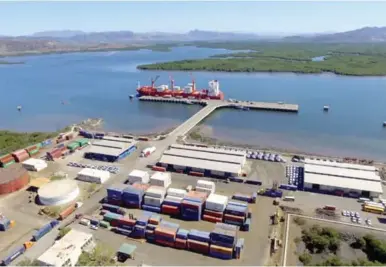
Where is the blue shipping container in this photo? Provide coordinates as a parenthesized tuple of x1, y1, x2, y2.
(33, 223, 52, 241)
(160, 221, 180, 230)
(241, 218, 251, 232)
(116, 227, 132, 236)
(188, 229, 211, 243)
(228, 201, 248, 208)
(146, 224, 157, 231)
(224, 219, 244, 227)
(209, 250, 233, 260)
(177, 228, 189, 239)
(142, 204, 161, 213)
(2, 246, 26, 266)
(0, 218, 11, 231)
(215, 223, 238, 231)
(50, 220, 60, 228)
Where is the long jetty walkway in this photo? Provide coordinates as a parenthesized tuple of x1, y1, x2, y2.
(138, 96, 299, 137)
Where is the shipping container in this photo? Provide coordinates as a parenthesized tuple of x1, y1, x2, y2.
(188, 229, 211, 243)
(187, 239, 210, 254)
(175, 238, 187, 249)
(59, 204, 76, 220)
(241, 218, 251, 232)
(102, 203, 121, 213)
(1, 245, 26, 266)
(100, 221, 110, 228)
(50, 220, 59, 228)
(103, 212, 123, 222)
(204, 209, 224, 218)
(176, 228, 190, 239)
(203, 214, 223, 223)
(142, 204, 161, 213)
(161, 204, 180, 215)
(210, 244, 233, 260)
(32, 223, 52, 241)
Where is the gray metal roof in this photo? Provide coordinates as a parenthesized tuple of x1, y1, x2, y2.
(102, 136, 134, 144)
(304, 164, 380, 182)
(170, 144, 246, 157)
(159, 154, 241, 174)
(304, 158, 376, 172)
(164, 148, 245, 165)
(304, 173, 383, 194)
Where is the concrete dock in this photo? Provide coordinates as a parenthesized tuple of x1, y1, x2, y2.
(138, 96, 299, 112)
(138, 96, 299, 137)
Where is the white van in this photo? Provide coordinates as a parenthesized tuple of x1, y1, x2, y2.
(283, 196, 295, 202)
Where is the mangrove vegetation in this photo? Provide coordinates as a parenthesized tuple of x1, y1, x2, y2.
(137, 42, 386, 76)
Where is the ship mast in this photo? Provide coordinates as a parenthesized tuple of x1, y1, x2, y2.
(169, 75, 174, 91)
(151, 75, 160, 88)
(189, 73, 195, 92)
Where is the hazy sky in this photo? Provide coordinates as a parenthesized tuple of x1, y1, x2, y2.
(1, 1, 386, 36)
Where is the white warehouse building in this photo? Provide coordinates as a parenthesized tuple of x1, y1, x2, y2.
(37, 229, 93, 267)
(303, 161, 383, 199)
(158, 144, 246, 177)
(77, 168, 110, 184)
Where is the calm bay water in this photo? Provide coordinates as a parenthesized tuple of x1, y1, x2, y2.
(1, 47, 386, 160)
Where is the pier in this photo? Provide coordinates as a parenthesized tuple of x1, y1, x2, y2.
(138, 96, 299, 138)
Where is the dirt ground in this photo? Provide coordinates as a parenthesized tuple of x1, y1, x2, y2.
(285, 216, 386, 266)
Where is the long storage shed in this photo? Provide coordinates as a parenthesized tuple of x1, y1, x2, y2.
(304, 158, 377, 172)
(304, 164, 380, 182)
(84, 139, 137, 162)
(170, 144, 246, 157)
(163, 148, 246, 165)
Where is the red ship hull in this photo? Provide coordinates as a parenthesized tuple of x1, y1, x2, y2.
(136, 87, 224, 100)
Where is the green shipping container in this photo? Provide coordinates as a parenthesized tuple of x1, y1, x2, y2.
(77, 139, 89, 147)
(67, 142, 80, 151)
(36, 143, 42, 149)
(103, 212, 122, 222)
(100, 221, 110, 228)
(28, 149, 39, 156)
(1, 160, 15, 168)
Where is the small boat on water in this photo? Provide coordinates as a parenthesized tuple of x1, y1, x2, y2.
(129, 95, 134, 99)
(383, 121, 386, 127)
(323, 105, 330, 111)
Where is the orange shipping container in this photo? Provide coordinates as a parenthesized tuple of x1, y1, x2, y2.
(203, 214, 223, 223)
(155, 239, 174, 248)
(203, 209, 224, 218)
(155, 227, 177, 238)
(187, 239, 209, 254)
(174, 238, 187, 249)
(223, 213, 245, 223)
(59, 204, 76, 220)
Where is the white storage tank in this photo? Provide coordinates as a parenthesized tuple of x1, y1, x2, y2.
(22, 158, 48, 172)
(38, 179, 80, 206)
(77, 168, 110, 184)
(128, 170, 149, 184)
(167, 188, 187, 199)
(205, 193, 229, 212)
(150, 172, 172, 188)
(145, 186, 167, 199)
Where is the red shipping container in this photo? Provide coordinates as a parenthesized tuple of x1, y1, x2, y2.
(155, 239, 174, 248)
(12, 149, 26, 156)
(189, 171, 204, 177)
(187, 239, 209, 254)
(175, 238, 187, 249)
(65, 134, 74, 140)
(155, 227, 176, 238)
(223, 213, 245, 223)
(148, 218, 160, 225)
(107, 198, 122, 206)
(152, 166, 166, 172)
(59, 204, 76, 220)
(203, 209, 224, 218)
(203, 214, 223, 223)
(110, 219, 121, 227)
(26, 145, 38, 152)
(161, 205, 180, 215)
(14, 153, 29, 163)
(187, 191, 208, 200)
(176, 170, 184, 173)
(118, 217, 136, 227)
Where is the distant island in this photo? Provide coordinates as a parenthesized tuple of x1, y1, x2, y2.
(137, 42, 386, 76)
(0, 60, 24, 65)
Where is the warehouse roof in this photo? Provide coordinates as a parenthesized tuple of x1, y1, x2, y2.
(304, 173, 383, 193)
(92, 140, 126, 149)
(118, 243, 137, 256)
(38, 229, 92, 266)
(170, 144, 246, 157)
(102, 136, 134, 144)
(304, 158, 377, 172)
(164, 148, 245, 165)
(78, 168, 110, 178)
(304, 164, 380, 182)
(86, 145, 127, 157)
(159, 154, 242, 174)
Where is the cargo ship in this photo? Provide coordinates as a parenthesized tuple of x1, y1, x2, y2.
(136, 75, 224, 100)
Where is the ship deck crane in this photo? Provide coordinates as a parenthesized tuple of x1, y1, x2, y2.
(189, 73, 196, 92)
(151, 75, 160, 88)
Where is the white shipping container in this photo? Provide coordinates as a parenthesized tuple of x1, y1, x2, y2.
(167, 188, 187, 198)
(79, 218, 90, 226)
(144, 196, 163, 206)
(22, 158, 48, 172)
(197, 180, 216, 191)
(205, 194, 229, 212)
(150, 172, 172, 188)
(145, 186, 167, 198)
(164, 196, 183, 203)
(77, 168, 110, 184)
(142, 146, 156, 155)
(128, 170, 149, 184)
(196, 186, 215, 195)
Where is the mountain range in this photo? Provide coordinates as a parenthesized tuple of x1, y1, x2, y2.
(0, 27, 386, 56)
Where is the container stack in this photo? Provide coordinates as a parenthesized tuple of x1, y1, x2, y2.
(0, 154, 15, 168)
(106, 183, 128, 206)
(76, 138, 89, 148)
(102, 204, 125, 215)
(209, 223, 238, 260)
(145, 213, 162, 242)
(203, 194, 229, 223)
(128, 170, 150, 184)
(25, 145, 39, 157)
(46, 146, 65, 161)
(79, 130, 93, 138)
(223, 201, 248, 227)
(11, 149, 30, 163)
(40, 139, 52, 148)
(22, 158, 47, 172)
(32, 222, 53, 241)
(103, 212, 123, 226)
(175, 228, 189, 249)
(115, 216, 135, 231)
(181, 191, 207, 221)
(195, 180, 215, 195)
(187, 229, 211, 255)
(122, 184, 147, 208)
(132, 213, 150, 239)
(0, 216, 12, 231)
(161, 188, 187, 216)
(65, 133, 74, 140)
(232, 192, 257, 204)
(150, 172, 172, 188)
(142, 186, 167, 213)
(154, 221, 179, 248)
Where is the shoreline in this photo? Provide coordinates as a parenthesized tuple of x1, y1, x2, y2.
(137, 65, 386, 78)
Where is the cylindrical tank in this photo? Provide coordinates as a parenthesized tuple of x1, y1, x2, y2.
(38, 179, 80, 206)
(0, 164, 30, 195)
